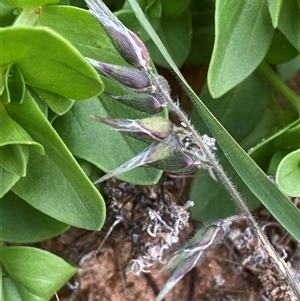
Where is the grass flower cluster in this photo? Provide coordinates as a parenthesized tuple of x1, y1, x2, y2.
(85, 0, 300, 299)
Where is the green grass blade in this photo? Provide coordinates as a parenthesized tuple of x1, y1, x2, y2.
(127, 0, 300, 243)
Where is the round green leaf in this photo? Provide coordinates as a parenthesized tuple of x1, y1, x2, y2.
(0, 246, 77, 301)
(0, 192, 69, 243)
(276, 150, 300, 197)
(0, 26, 104, 99)
(208, 0, 274, 97)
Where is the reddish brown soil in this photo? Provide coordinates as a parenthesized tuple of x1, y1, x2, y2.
(44, 175, 299, 301)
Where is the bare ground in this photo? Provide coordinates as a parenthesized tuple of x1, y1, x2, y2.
(44, 175, 300, 301)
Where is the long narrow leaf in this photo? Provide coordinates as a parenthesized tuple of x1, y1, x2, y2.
(7, 90, 106, 230)
(127, 0, 300, 243)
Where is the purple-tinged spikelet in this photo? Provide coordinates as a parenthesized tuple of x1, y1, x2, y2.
(86, 58, 152, 92)
(105, 91, 167, 114)
(155, 215, 246, 301)
(91, 115, 173, 142)
(85, 0, 150, 70)
(148, 150, 201, 174)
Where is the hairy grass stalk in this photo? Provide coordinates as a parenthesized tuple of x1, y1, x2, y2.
(85, 0, 300, 298)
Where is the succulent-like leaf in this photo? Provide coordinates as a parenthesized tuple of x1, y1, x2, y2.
(276, 149, 300, 197)
(1, 26, 104, 100)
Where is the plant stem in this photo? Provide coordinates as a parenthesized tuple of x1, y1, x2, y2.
(151, 35, 300, 301)
(128, 0, 300, 297)
(157, 78, 300, 298)
(257, 61, 300, 114)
